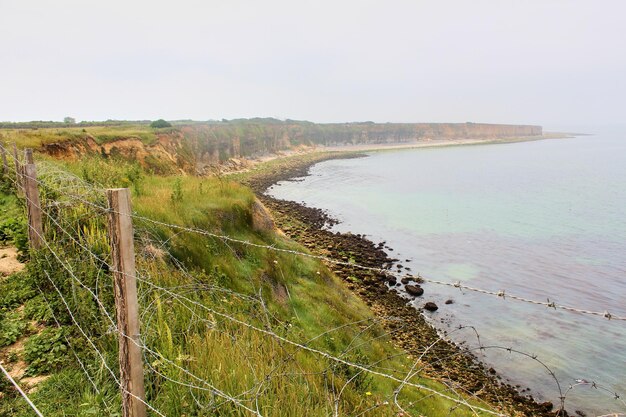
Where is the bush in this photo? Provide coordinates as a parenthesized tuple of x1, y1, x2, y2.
(150, 119, 172, 128)
(170, 178, 183, 203)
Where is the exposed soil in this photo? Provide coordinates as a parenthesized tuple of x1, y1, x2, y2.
(0, 335, 49, 396)
(242, 152, 567, 417)
(0, 247, 24, 278)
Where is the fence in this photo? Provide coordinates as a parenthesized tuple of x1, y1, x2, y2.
(0, 143, 625, 417)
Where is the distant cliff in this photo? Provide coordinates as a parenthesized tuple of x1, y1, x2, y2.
(38, 120, 542, 174)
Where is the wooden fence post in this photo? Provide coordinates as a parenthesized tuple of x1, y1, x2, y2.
(24, 148, 34, 165)
(22, 164, 43, 250)
(106, 188, 147, 417)
(1, 143, 8, 176)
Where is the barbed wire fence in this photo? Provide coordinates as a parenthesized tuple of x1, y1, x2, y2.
(0, 144, 624, 417)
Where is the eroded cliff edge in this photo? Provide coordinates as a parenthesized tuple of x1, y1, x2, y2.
(38, 121, 542, 174)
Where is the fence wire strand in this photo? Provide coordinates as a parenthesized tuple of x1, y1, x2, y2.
(2, 145, 625, 417)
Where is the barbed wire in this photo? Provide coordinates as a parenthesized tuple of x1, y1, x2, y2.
(23, 167, 626, 324)
(40, 268, 167, 417)
(37, 288, 116, 416)
(31, 180, 624, 414)
(3, 146, 626, 416)
(10, 151, 625, 321)
(18, 184, 508, 415)
(19, 189, 422, 415)
(41, 211, 508, 415)
(123, 210, 626, 322)
(32, 214, 268, 416)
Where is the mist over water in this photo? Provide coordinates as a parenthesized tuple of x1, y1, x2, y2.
(268, 130, 626, 415)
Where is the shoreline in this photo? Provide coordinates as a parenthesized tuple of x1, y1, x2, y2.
(240, 149, 565, 416)
(317, 132, 572, 153)
(231, 132, 572, 176)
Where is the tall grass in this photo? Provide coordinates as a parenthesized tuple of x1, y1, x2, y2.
(0, 156, 496, 416)
(1, 124, 157, 149)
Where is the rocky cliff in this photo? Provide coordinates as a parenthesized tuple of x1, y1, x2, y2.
(39, 121, 542, 174)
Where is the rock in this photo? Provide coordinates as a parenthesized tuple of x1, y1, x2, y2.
(400, 277, 412, 285)
(405, 285, 424, 297)
(537, 401, 553, 412)
(444, 299, 454, 305)
(251, 198, 275, 232)
(423, 302, 438, 312)
(387, 277, 397, 285)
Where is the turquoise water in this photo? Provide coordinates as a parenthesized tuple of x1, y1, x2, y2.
(268, 130, 626, 415)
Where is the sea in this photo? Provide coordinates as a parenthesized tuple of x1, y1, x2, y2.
(267, 127, 626, 415)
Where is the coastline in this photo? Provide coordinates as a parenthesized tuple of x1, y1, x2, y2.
(317, 132, 572, 153)
(232, 132, 572, 176)
(240, 148, 565, 416)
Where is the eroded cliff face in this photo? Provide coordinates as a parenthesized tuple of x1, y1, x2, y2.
(40, 122, 542, 174)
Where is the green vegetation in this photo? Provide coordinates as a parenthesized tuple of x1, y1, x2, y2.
(0, 124, 158, 148)
(0, 129, 498, 416)
(0, 311, 28, 348)
(0, 194, 28, 256)
(150, 119, 172, 128)
(23, 328, 69, 376)
(1, 119, 541, 174)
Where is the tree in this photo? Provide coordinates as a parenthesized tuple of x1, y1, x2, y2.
(63, 117, 76, 124)
(150, 119, 172, 128)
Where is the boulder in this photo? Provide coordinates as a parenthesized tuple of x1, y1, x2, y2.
(405, 285, 424, 297)
(423, 302, 438, 312)
(251, 198, 275, 232)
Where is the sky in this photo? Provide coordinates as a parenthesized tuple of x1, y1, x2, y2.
(1, 0, 625, 127)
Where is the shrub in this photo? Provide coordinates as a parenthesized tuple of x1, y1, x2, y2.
(170, 178, 183, 204)
(150, 119, 172, 128)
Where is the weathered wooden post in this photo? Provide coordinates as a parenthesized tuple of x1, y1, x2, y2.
(106, 188, 147, 417)
(24, 148, 34, 164)
(1, 143, 8, 176)
(22, 164, 43, 249)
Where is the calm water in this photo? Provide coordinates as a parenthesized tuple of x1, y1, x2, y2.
(268, 130, 626, 415)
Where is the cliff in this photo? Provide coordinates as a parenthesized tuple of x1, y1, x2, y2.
(37, 121, 542, 174)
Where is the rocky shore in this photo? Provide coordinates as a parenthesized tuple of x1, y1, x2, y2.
(242, 151, 567, 417)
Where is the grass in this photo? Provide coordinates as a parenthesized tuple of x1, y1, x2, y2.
(0, 124, 160, 149)
(0, 151, 498, 416)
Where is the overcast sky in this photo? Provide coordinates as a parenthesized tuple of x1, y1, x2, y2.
(1, 1, 624, 127)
